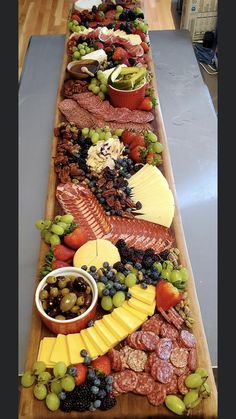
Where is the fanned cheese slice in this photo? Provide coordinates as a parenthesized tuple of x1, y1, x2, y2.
(37, 337, 56, 368)
(50, 334, 70, 366)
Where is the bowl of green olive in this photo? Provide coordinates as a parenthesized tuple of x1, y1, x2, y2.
(35, 267, 98, 334)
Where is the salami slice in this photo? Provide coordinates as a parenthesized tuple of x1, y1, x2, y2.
(134, 331, 147, 350)
(127, 332, 141, 350)
(147, 382, 167, 406)
(170, 348, 189, 368)
(117, 370, 138, 393)
(167, 308, 184, 329)
(127, 349, 147, 372)
(179, 329, 196, 348)
(165, 374, 178, 395)
(188, 348, 197, 371)
(174, 366, 189, 377)
(108, 348, 122, 372)
(144, 358, 151, 373)
(135, 372, 155, 395)
(141, 331, 159, 351)
(120, 346, 134, 369)
(178, 372, 189, 395)
(112, 373, 125, 394)
(156, 338, 173, 360)
(160, 322, 179, 340)
(155, 360, 174, 384)
(141, 315, 163, 335)
(149, 352, 160, 366)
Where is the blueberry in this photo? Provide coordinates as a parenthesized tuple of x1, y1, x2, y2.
(88, 320, 94, 327)
(58, 391, 66, 401)
(84, 356, 92, 366)
(145, 278, 152, 285)
(80, 349, 88, 357)
(93, 400, 101, 408)
(88, 369, 96, 379)
(121, 284, 127, 291)
(110, 287, 116, 296)
(103, 262, 109, 269)
(141, 282, 147, 289)
(101, 276, 108, 284)
(91, 386, 99, 394)
(105, 375, 113, 384)
(135, 262, 142, 270)
(152, 280, 158, 286)
(121, 160, 127, 167)
(90, 266, 97, 273)
(126, 187, 132, 194)
(102, 288, 110, 296)
(114, 282, 122, 290)
(107, 271, 114, 279)
(141, 268, 146, 274)
(151, 271, 159, 280)
(94, 379, 101, 387)
(123, 270, 129, 276)
(106, 283, 112, 290)
(126, 292, 132, 299)
(106, 384, 112, 392)
(98, 389, 106, 399)
(68, 366, 77, 376)
(81, 265, 87, 271)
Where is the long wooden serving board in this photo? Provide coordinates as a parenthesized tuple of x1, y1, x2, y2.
(19, 3, 217, 418)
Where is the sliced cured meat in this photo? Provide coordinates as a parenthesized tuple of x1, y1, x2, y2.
(148, 352, 160, 366)
(112, 373, 125, 394)
(141, 315, 164, 334)
(127, 332, 140, 350)
(140, 331, 159, 351)
(174, 366, 189, 377)
(58, 99, 96, 128)
(165, 374, 178, 395)
(134, 331, 147, 350)
(188, 348, 197, 371)
(156, 338, 173, 360)
(144, 359, 151, 373)
(179, 330, 196, 348)
(170, 348, 189, 368)
(120, 346, 134, 369)
(127, 44, 144, 57)
(135, 372, 155, 395)
(178, 372, 189, 395)
(155, 360, 174, 384)
(127, 350, 147, 372)
(147, 382, 167, 406)
(117, 370, 138, 392)
(160, 322, 179, 340)
(150, 359, 161, 380)
(108, 348, 122, 372)
(167, 307, 184, 329)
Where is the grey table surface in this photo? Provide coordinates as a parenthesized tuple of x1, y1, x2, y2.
(19, 30, 217, 373)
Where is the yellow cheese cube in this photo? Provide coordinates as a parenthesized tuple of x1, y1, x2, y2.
(80, 329, 100, 359)
(37, 337, 56, 368)
(94, 319, 119, 347)
(66, 334, 85, 364)
(50, 334, 70, 366)
(129, 287, 155, 305)
(128, 297, 156, 316)
(102, 314, 130, 341)
(121, 301, 147, 321)
(112, 307, 143, 331)
(86, 327, 110, 356)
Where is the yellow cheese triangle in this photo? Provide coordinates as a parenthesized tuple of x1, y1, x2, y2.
(37, 337, 56, 368)
(128, 297, 156, 316)
(129, 287, 155, 305)
(80, 329, 100, 359)
(94, 319, 119, 347)
(102, 314, 130, 340)
(86, 326, 110, 356)
(66, 334, 85, 364)
(121, 301, 148, 321)
(112, 307, 143, 331)
(50, 334, 70, 366)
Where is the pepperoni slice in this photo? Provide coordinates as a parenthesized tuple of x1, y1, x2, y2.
(174, 366, 190, 377)
(127, 350, 147, 372)
(170, 348, 189, 368)
(108, 348, 122, 372)
(165, 374, 178, 395)
(135, 372, 155, 395)
(112, 373, 125, 394)
(179, 330, 196, 348)
(117, 370, 138, 392)
(188, 348, 197, 371)
(178, 372, 189, 395)
(128, 332, 141, 349)
(156, 338, 173, 360)
(155, 360, 174, 384)
(141, 331, 159, 351)
(149, 352, 160, 366)
(144, 358, 151, 373)
(141, 315, 164, 334)
(147, 382, 167, 406)
(134, 331, 147, 350)
(160, 323, 179, 340)
(150, 359, 161, 380)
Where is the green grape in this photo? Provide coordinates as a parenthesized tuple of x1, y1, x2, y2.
(101, 296, 113, 311)
(51, 380, 62, 395)
(161, 269, 171, 280)
(32, 361, 46, 375)
(33, 383, 47, 400)
(153, 261, 162, 273)
(165, 395, 186, 416)
(53, 362, 67, 378)
(80, 48, 86, 56)
(112, 291, 125, 307)
(179, 267, 189, 282)
(89, 128, 95, 138)
(57, 222, 68, 230)
(105, 131, 112, 140)
(46, 393, 60, 411)
(95, 127, 102, 134)
(104, 125, 110, 132)
(72, 19, 79, 25)
(162, 261, 173, 271)
(170, 270, 182, 284)
(199, 382, 211, 398)
(125, 273, 137, 288)
(49, 234, 61, 246)
(100, 76, 108, 85)
(131, 267, 138, 275)
(97, 282, 105, 298)
(92, 85, 100, 94)
(75, 26, 81, 33)
(82, 127, 89, 136)
(54, 215, 61, 222)
(115, 129, 124, 137)
(71, 46, 78, 52)
(78, 43, 84, 50)
(68, 21, 73, 30)
(85, 47, 90, 54)
(60, 214, 74, 224)
(115, 272, 125, 283)
(185, 373, 203, 389)
(100, 84, 107, 93)
(115, 12, 121, 20)
(195, 367, 208, 378)
(37, 371, 52, 384)
(98, 131, 106, 140)
(146, 131, 157, 142)
(90, 47, 95, 52)
(91, 77, 98, 85)
(183, 390, 199, 409)
(88, 84, 93, 91)
(72, 25, 78, 32)
(44, 219, 52, 229)
(97, 71, 104, 81)
(91, 132, 100, 143)
(72, 51, 81, 60)
(61, 375, 75, 392)
(35, 220, 45, 230)
(152, 141, 164, 153)
(98, 91, 105, 101)
(44, 231, 52, 244)
(82, 42, 88, 46)
(116, 5, 123, 12)
(21, 371, 35, 387)
(51, 224, 65, 235)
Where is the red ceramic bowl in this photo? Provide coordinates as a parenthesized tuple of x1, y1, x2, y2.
(35, 267, 98, 335)
(108, 82, 147, 110)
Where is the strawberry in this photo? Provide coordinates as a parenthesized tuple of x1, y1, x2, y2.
(129, 134, 145, 150)
(51, 260, 71, 270)
(88, 21, 98, 28)
(112, 47, 127, 62)
(91, 355, 111, 375)
(95, 11, 105, 22)
(95, 41, 104, 49)
(121, 130, 137, 145)
(53, 244, 75, 262)
(139, 97, 153, 111)
(129, 146, 144, 163)
(156, 280, 184, 311)
(132, 28, 146, 42)
(74, 363, 88, 385)
(141, 41, 149, 53)
(71, 14, 81, 23)
(63, 226, 88, 250)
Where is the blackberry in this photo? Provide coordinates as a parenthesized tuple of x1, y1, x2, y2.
(73, 398, 91, 412)
(113, 261, 125, 272)
(159, 250, 170, 260)
(100, 396, 117, 410)
(144, 248, 155, 257)
(60, 397, 74, 412)
(116, 239, 126, 249)
(143, 256, 154, 268)
(71, 382, 92, 401)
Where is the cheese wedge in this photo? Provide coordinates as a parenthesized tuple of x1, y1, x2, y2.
(66, 334, 85, 365)
(102, 314, 130, 340)
(128, 297, 156, 316)
(122, 301, 147, 322)
(80, 329, 100, 359)
(50, 334, 70, 366)
(94, 319, 119, 347)
(129, 287, 155, 305)
(73, 239, 120, 270)
(86, 327, 110, 356)
(37, 337, 56, 368)
(112, 307, 143, 331)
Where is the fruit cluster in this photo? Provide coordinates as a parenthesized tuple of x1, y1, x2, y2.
(121, 129, 164, 165)
(35, 214, 76, 246)
(71, 41, 97, 61)
(88, 70, 108, 101)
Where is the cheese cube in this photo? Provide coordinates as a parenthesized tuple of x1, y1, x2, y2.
(94, 319, 119, 347)
(121, 301, 147, 321)
(66, 334, 85, 364)
(112, 307, 143, 331)
(50, 334, 70, 366)
(37, 337, 56, 368)
(128, 297, 156, 316)
(102, 314, 130, 341)
(80, 329, 100, 359)
(86, 327, 110, 356)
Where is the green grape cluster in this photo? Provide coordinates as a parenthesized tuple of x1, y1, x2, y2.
(81, 126, 122, 145)
(88, 70, 108, 101)
(133, 18, 148, 33)
(35, 214, 75, 246)
(71, 42, 96, 61)
(153, 260, 189, 290)
(68, 20, 86, 33)
(21, 361, 76, 412)
(144, 130, 164, 155)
